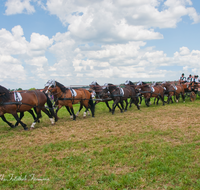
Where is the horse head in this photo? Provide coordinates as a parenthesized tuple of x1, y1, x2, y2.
(0, 85, 10, 102)
(99, 83, 112, 98)
(44, 80, 58, 94)
(89, 81, 101, 93)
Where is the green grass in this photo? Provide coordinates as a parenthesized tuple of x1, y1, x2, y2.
(0, 96, 200, 189)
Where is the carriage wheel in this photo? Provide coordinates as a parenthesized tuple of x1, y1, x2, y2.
(190, 91, 196, 102)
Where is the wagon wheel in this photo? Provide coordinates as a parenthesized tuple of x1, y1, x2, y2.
(190, 91, 196, 102)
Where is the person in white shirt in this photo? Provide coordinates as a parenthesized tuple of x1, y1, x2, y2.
(194, 75, 199, 83)
(187, 74, 193, 82)
(180, 73, 186, 83)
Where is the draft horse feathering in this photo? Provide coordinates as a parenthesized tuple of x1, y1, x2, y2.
(0, 85, 56, 130)
(44, 80, 95, 120)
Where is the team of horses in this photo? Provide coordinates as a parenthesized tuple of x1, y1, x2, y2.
(0, 79, 196, 130)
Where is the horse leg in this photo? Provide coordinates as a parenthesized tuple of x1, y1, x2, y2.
(120, 98, 124, 112)
(40, 107, 55, 125)
(156, 97, 160, 105)
(124, 99, 128, 111)
(139, 96, 142, 106)
(65, 106, 73, 119)
(112, 99, 120, 114)
(34, 107, 41, 123)
(176, 94, 179, 103)
(133, 97, 140, 110)
(160, 95, 165, 106)
(129, 98, 132, 108)
(145, 98, 150, 107)
(1, 115, 15, 128)
(12, 113, 28, 130)
(181, 93, 185, 103)
(88, 98, 95, 117)
(14, 112, 24, 127)
(70, 106, 76, 120)
(154, 97, 156, 105)
(105, 101, 112, 112)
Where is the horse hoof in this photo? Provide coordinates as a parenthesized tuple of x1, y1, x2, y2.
(11, 125, 16, 128)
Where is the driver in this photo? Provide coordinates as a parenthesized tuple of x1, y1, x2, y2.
(194, 75, 199, 83)
(187, 74, 193, 82)
(180, 73, 186, 83)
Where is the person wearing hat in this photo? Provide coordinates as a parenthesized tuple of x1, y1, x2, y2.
(180, 73, 186, 83)
(187, 74, 193, 82)
(194, 75, 199, 83)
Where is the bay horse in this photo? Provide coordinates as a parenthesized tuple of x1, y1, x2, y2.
(44, 80, 95, 120)
(0, 85, 56, 130)
(124, 80, 140, 109)
(48, 89, 91, 119)
(136, 81, 165, 107)
(161, 82, 185, 103)
(89, 81, 112, 112)
(100, 83, 137, 114)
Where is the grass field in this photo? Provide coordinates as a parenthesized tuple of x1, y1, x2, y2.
(0, 96, 200, 189)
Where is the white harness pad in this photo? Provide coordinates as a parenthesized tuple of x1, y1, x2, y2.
(150, 87, 155, 92)
(70, 89, 77, 97)
(14, 91, 22, 102)
(173, 85, 177, 90)
(119, 88, 124, 96)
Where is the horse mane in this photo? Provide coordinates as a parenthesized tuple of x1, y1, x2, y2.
(55, 81, 68, 93)
(0, 85, 11, 101)
(107, 83, 117, 89)
(129, 81, 134, 85)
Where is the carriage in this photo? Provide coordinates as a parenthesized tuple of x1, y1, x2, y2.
(180, 81, 200, 102)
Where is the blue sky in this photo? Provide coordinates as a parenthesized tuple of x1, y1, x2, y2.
(0, 0, 200, 89)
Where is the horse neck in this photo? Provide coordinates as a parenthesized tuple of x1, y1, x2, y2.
(53, 87, 63, 97)
(108, 85, 117, 93)
(94, 85, 102, 94)
(0, 92, 12, 102)
(141, 84, 149, 91)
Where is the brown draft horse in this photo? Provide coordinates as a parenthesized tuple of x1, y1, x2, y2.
(0, 85, 56, 130)
(136, 81, 165, 107)
(100, 83, 139, 114)
(161, 82, 185, 103)
(45, 80, 95, 120)
(124, 80, 141, 109)
(89, 81, 113, 112)
(51, 88, 92, 119)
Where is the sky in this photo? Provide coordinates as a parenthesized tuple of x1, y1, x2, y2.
(0, 0, 200, 89)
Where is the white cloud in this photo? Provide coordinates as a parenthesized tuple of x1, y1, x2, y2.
(1, 1, 200, 88)
(5, 0, 35, 15)
(44, 0, 200, 44)
(0, 55, 26, 82)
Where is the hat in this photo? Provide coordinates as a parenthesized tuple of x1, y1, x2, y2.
(182, 73, 184, 76)
(189, 74, 191, 76)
